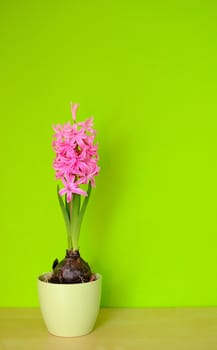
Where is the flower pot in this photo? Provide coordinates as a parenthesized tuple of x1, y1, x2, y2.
(38, 273, 102, 337)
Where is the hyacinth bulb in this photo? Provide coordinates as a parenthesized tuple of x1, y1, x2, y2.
(49, 250, 96, 284)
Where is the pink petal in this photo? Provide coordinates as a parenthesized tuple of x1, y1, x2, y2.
(70, 103, 79, 121)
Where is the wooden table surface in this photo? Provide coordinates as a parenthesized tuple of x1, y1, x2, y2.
(0, 307, 217, 350)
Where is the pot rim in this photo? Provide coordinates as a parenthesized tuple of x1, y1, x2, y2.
(38, 272, 102, 285)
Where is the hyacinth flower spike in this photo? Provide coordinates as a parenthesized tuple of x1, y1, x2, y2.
(49, 104, 100, 284)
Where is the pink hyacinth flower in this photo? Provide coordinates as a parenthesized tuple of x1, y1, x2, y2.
(52, 104, 100, 202)
(59, 176, 87, 202)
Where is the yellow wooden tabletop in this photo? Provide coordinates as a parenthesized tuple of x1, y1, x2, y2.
(0, 307, 216, 350)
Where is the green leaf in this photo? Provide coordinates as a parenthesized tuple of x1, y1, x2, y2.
(57, 185, 71, 239)
(65, 194, 70, 220)
(79, 181, 92, 227)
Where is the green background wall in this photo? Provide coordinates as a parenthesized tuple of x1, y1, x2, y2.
(1, 0, 217, 307)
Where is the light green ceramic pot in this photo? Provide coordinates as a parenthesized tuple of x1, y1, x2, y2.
(38, 273, 102, 337)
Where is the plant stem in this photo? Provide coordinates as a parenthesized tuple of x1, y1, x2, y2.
(70, 194, 80, 251)
(59, 182, 92, 252)
(67, 235, 72, 250)
(68, 199, 73, 250)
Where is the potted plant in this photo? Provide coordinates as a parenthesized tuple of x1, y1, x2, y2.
(38, 103, 102, 337)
